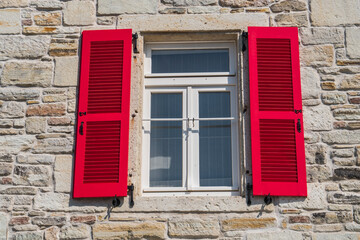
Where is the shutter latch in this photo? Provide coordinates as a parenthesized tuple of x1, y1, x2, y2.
(127, 184, 135, 207)
(132, 33, 139, 54)
(246, 183, 252, 206)
(79, 122, 84, 135)
(242, 31, 248, 52)
(295, 109, 302, 114)
(297, 119, 301, 133)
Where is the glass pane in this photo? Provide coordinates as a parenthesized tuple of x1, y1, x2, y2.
(152, 49, 229, 73)
(150, 93, 182, 187)
(199, 92, 232, 186)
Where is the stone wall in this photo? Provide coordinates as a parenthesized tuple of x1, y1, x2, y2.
(0, 0, 360, 239)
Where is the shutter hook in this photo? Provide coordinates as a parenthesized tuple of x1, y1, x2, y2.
(132, 33, 139, 54)
(127, 184, 135, 208)
(264, 193, 272, 205)
(104, 195, 121, 220)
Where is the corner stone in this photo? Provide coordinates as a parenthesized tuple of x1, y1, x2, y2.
(98, 0, 158, 14)
(54, 57, 79, 87)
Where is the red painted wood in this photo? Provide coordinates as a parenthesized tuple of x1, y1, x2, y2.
(73, 29, 132, 198)
(249, 27, 307, 196)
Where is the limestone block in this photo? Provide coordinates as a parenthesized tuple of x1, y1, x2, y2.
(45, 226, 60, 240)
(0, 120, 13, 128)
(0, 9, 21, 34)
(92, 222, 166, 240)
(17, 154, 54, 165)
(0, 89, 40, 101)
(0, 163, 12, 176)
(307, 165, 331, 182)
(340, 181, 360, 191)
(219, 0, 276, 7)
(48, 117, 72, 126)
(2, 186, 37, 195)
(328, 192, 360, 204)
(303, 105, 333, 131)
(70, 216, 96, 224)
(187, 6, 220, 13)
(13, 165, 51, 187)
(0, 0, 28, 8)
(321, 82, 336, 90)
(0, 36, 50, 59)
(344, 223, 360, 232)
(34, 12, 61, 26)
(32, 216, 66, 226)
(23, 26, 59, 35)
(312, 233, 359, 240)
(26, 118, 46, 134)
(322, 130, 360, 144)
(333, 109, 360, 120)
(14, 196, 32, 205)
(97, 16, 116, 25)
(346, 27, 360, 58)
(247, 231, 303, 240)
(321, 92, 347, 105)
(162, 0, 217, 6)
(301, 67, 320, 100)
(98, 0, 158, 14)
(0, 102, 25, 118)
(306, 144, 327, 164)
(0, 212, 8, 240)
(32, 137, 73, 154)
(14, 232, 42, 240)
(9, 217, 30, 225)
(42, 95, 67, 103)
(310, 0, 360, 26)
(300, 28, 344, 45)
(54, 57, 79, 86)
(34, 192, 69, 211)
(30, 0, 63, 10)
(54, 155, 72, 193)
(0, 135, 34, 154)
(275, 13, 308, 27)
(26, 103, 66, 116)
(49, 39, 78, 57)
(334, 168, 360, 180)
(1, 61, 53, 87)
(222, 218, 276, 231)
(300, 45, 334, 67)
(338, 75, 360, 90)
(60, 224, 91, 240)
(168, 219, 220, 238)
(63, 0, 95, 26)
(270, 0, 306, 12)
(67, 100, 76, 113)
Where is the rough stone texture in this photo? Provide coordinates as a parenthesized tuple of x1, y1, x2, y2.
(17, 154, 54, 165)
(98, 0, 158, 14)
(247, 231, 303, 240)
(0, 9, 21, 34)
(270, 0, 306, 12)
(0, 102, 25, 118)
(322, 130, 360, 144)
(70, 215, 96, 224)
(328, 192, 360, 204)
(33, 137, 72, 154)
(44, 226, 60, 240)
(222, 218, 276, 231)
(168, 219, 220, 238)
(14, 232, 42, 240)
(300, 27, 344, 46)
(304, 105, 333, 130)
(60, 224, 91, 240)
(23, 26, 59, 35)
(0, 89, 39, 101)
(34, 192, 69, 211)
(0, 0, 28, 8)
(26, 104, 66, 116)
(310, 0, 360, 26)
(301, 67, 321, 99)
(0, 212, 8, 240)
(32, 216, 66, 226)
(1, 61, 53, 87)
(338, 75, 360, 90)
(322, 92, 347, 105)
(219, 0, 276, 8)
(54, 57, 79, 86)
(54, 155, 72, 193)
(301, 45, 334, 67)
(0, 163, 12, 176)
(63, 0, 95, 26)
(13, 165, 51, 187)
(34, 12, 61, 26)
(30, 0, 63, 10)
(25, 118, 46, 134)
(333, 109, 360, 120)
(93, 222, 166, 240)
(0, 36, 50, 59)
(275, 13, 308, 27)
(49, 39, 78, 57)
(312, 233, 359, 240)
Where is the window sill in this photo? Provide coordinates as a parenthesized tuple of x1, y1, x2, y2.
(142, 187, 240, 197)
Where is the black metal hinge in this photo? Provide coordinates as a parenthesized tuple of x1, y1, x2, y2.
(132, 33, 139, 54)
(242, 31, 248, 52)
(246, 183, 252, 206)
(127, 184, 135, 207)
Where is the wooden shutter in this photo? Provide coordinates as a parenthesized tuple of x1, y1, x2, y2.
(73, 29, 132, 198)
(248, 27, 307, 196)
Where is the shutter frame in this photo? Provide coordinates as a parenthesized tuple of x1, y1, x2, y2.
(73, 29, 132, 198)
(249, 27, 307, 197)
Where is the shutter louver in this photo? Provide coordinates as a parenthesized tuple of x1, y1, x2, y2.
(249, 27, 307, 197)
(73, 29, 132, 198)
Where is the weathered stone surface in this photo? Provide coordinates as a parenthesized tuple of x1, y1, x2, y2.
(49, 39, 78, 57)
(34, 12, 61, 26)
(306, 144, 327, 164)
(2, 186, 37, 195)
(344, 223, 360, 232)
(349, 97, 360, 104)
(275, 13, 308, 27)
(0, 120, 13, 128)
(27, 104, 66, 116)
(97, 16, 116, 25)
(54, 155, 72, 193)
(270, 0, 306, 12)
(328, 192, 360, 204)
(0, 0, 28, 8)
(168, 219, 219, 238)
(0, 9, 20, 34)
(14, 232, 42, 240)
(14, 196, 32, 205)
(70, 215, 96, 224)
(322, 92, 347, 105)
(346, 27, 360, 59)
(13, 165, 51, 187)
(0, 36, 50, 59)
(0, 102, 25, 118)
(0, 212, 8, 240)
(247, 231, 303, 240)
(93, 222, 166, 240)
(301, 45, 334, 67)
(312, 211, 352, 224)
(314, 224, 342, 232)
(333, 109, 360, 120)
(222, 218, 276, 231)
(0, 163, 12, 176)
(98, 0, 158, 14)
(334, 168, 360, 180)
(45, 226, 60, 240)
(63, 0, 95, 26)
(340, 181, 360, 192)
(0, 89, 39, 101)
(288, 216, 310, 223)
(321, 82, 336, 90)
(30, 0, 63, 10)
(304, 105, 333, 131)
(17, 154, 54, 165)
(67, 100, 76, 113)
(219, 0, 275, 7)
(60, 224, 91, 240)
(48, 117, 72, 126)
(312, 233, 359, 240)
(159, 7, 186, 14)
(23, 26, 59, 35)
(34, 192, 69, 211)
(54, 57, 79, 86)
(187, 6, 220, 13)
(300, 28, 344, 45)
(322, 131, 360, 144)
(42, 95, 67, 103)
(311, 0, 360, 26)
(332, 149, 354, 158)
(301, 67, 321, 99)
(33, 138, 72, 154)
(2, 61, 52, 87)
(339, 75, 360, 90)
(26, 118, 46, 134)
(9, 217, 30, 225)
(162, 0, 217, 6)
(32, 216, 66, 226)
(0, 135, 34, 154)
(117, 13, 269, 32)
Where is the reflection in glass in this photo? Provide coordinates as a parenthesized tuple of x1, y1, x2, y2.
(152, 49, 229, 73)
(199, 92, 232, 186)
(150, 93, 182, 187)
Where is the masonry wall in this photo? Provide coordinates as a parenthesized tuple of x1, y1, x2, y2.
(0, 0, 360, 239)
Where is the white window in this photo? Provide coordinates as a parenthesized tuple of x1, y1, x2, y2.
(142, 42, 239, 196)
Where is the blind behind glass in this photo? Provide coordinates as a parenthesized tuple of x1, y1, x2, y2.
(152, 49, 229, 73)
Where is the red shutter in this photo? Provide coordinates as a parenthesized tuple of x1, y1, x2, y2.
(249, 27, 307, 196)
(73, 29, 132, 198)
